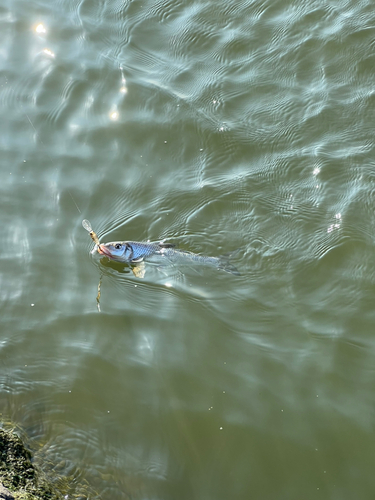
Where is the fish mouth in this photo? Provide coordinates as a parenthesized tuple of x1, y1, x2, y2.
(98, 244, 113, 257)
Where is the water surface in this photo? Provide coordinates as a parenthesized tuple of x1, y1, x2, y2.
(1, 0, 375, 498)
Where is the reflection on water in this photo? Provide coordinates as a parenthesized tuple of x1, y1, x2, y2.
(1, 0, 375, 497)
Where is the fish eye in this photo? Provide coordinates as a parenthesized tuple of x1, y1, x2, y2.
(114, 244, 122, 250)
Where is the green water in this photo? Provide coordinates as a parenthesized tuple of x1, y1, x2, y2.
(1, 0, 375, 497)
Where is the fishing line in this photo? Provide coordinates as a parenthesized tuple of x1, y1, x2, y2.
(68, 191, 82, 214)
(24, 107, 106, 311)
(24, 108, 82, 215)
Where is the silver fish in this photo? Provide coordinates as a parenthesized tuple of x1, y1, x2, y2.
(82, 220, 240, 278)
(97, 240, 240, 276)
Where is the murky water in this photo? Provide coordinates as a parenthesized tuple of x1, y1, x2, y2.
(1, 0, 375, 497)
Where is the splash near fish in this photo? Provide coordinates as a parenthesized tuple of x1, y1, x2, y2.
(82, 219, 240, 279)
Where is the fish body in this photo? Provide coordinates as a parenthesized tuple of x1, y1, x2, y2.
(97, 240, 240, 275)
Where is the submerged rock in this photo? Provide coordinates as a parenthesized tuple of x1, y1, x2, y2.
(0, 428, 61, 500)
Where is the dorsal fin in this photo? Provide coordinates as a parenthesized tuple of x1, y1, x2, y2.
(158, 242, 175, 248)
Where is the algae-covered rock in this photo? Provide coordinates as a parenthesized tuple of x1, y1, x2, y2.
(0, 428, 61, 500)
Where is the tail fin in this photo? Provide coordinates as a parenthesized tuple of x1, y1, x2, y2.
(218, 249, 241, 276)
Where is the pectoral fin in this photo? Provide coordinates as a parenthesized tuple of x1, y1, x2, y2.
(132, 262, 146, 278)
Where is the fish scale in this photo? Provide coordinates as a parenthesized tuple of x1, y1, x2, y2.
(128, 241, 160, 260)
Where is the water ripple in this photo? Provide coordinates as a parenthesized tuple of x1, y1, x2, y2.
(2, 0, 375, 497)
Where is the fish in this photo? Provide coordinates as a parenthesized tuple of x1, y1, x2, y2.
(97, 240, 240, 276)
(82, 219, 240, 277)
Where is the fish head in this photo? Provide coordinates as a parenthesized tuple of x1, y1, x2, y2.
(98, 241, 133, 262)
